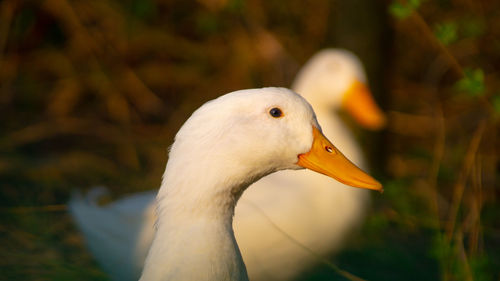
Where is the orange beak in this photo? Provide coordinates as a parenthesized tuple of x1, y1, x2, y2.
(342, 80, 386, 130)
(297, 127, 383, 191)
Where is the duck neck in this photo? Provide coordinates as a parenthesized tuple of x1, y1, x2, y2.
(140, 159, 252, 281)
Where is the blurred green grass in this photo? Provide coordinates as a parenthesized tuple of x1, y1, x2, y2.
(0, 0, 499, 280)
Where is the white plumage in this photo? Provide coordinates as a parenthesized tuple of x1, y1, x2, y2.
(69, 49, 384, 281)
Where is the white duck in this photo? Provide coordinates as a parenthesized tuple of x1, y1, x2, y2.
(139, 87, 381, 280)
(69, 49, 385, 281)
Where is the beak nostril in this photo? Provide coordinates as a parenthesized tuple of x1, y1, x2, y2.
(297, 126, 382, 191)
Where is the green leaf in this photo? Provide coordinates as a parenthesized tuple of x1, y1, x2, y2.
(196, 13, 219, 34)
(461, 18, 486, 38)
(129, 0, 156, 20)
(389, 2, 413, 19)
(455, 68, 485, 96)
(434, 22, 458, 45)
(492, 95, 500, 116)
(468, 255, 493, 281)
(389, 0, 422, 19)
(408, 0, 421, 8)
(226, 0, 245, 12)
(430, 233, 452, 262)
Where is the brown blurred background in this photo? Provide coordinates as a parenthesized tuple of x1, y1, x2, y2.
(0, 0, 499, 280)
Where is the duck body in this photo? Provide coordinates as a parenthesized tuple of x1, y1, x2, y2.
(69, 50, 384, 281)
(70, 189, 156, 280)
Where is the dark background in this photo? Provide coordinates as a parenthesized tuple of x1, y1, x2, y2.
(0, 0, 499, 280)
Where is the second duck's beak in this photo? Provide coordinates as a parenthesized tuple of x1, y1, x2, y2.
(342, 80, 386, 130)
(297, 127, 383, 191)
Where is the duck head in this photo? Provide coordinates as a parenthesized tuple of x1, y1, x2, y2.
(292, 49, 386, 130)
(165, 87, 382, 199)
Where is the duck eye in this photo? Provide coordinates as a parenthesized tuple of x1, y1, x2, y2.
(269, 107, 283, 118)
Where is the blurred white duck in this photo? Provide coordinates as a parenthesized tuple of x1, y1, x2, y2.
(69, 49, 385, 281)
(142, 87, 381, 280)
